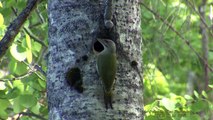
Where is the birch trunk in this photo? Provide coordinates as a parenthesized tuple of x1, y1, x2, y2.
(47, 0, 143, 119)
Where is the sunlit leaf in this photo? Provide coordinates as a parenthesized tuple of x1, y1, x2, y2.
(209, 85, 213, 88)
(0, 13, 4, 26)
(201, 91, 208, 98)
(173, 95, 186, 106)
(184, 95, 193, 100)
(193, 91, 199, 99)
(0, 81, 6, 90)
(10, 43, 27, 62)
(0, 71, 4, 78)
(26, 34, 31, 49)
(0, 2, 3, 8)
(160, 98, 176, 111)
(26, 49, 32, 63)
(13, 80, 25, 93)
(33, 41, 42, 52)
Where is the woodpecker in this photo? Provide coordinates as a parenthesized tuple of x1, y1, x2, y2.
(96, 38, 117, 109)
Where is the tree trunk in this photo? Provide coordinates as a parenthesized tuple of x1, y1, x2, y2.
(47, 0, 143, 119)
(199, 0, 209, 90)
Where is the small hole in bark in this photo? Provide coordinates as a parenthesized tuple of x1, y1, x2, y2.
(130, 61, 138, 67)
(82, 55, 88, 61)
(65, 67, 83, 93)
(76, 59, 80, 63)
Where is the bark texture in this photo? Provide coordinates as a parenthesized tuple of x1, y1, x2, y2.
(47, 0, 143, 119)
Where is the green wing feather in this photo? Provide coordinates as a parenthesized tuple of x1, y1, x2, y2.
(97, 51, 116, 92)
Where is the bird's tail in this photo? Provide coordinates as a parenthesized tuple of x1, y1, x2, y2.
(104, 91, 113, 109)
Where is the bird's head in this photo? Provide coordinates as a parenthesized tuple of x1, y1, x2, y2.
(97, 39, 116, 53)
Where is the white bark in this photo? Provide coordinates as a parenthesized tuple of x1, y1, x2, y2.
(47, 0, 143, 119)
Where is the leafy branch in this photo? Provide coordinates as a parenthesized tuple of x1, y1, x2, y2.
(0, 0, 41, 60)
(141, 3, 213, 72)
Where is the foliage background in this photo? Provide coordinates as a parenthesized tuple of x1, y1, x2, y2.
(0, 0, 48, 119)
(0, 0, 212, 120)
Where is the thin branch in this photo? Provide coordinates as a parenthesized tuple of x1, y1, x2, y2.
(36, 47, 48, 64)
(11, 6, 47, 48)
(0, 0, 40, 60)
(23, 61, 46, 80)
(0, 62, 46, 82)
(18, 112, 47, 120)
(36, 8, 45, 23)
(29, 22, 43, 28)
(185, 0, 213, 37)
(141, 3, 213, 72)
(24, 27, 48, 48)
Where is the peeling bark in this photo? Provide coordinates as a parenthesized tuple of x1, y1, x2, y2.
(47, 0, 143, 119)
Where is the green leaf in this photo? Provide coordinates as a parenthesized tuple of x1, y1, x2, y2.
(144, 101, 159, 111)
(0, 13, 4, 26)
(33, 41, 42, 52)
(40, 105, 48, 115)
(0, 71, 4, 78)
(0, 81, 6, 90)
(14, 62, 28, 76)
(10, 43, 27, 61)
(0, 99, 9, 118)
(208, 85, 213, 88)
(0, 109, 8, 119)
(17, 1, 26, 10)
(19, 94, 37, 108)
(0, 90, 6, 99)
(184, 95, 193, 100)
(193, 91, 199, 99)
(13, 97, 24, 113)
(201, 91, 208, 98)
(145, 115, 159, 120)
(25, 34, 31, 49)
(8, 59, 17, 73)
(174, 96, 186, 106)
(0, 99, 10, 110)
(0, 2, 2, 8)
(30, 102, 40, 114)
(13, 80, 25, 93)
(190, 100, 208, 112)
(26, 49, 32, 63)
(180, 114, 200, 120)
(38, 78, 46, 88)
(160, 98, 176, 111)
(6, 87, 20, 99)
